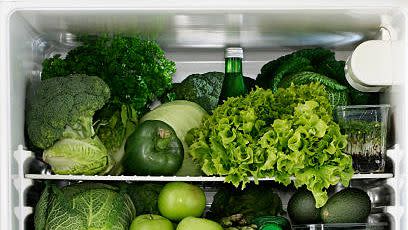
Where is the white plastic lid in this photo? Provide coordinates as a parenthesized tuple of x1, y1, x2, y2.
(225, 47, 243, 58)
(345, 40, 392, 92)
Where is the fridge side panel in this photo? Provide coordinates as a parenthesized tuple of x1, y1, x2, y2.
(0, 3, 12, 230)
(393, 9, 408, 230)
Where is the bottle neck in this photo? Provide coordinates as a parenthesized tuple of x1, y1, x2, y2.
(225, 57, 242, 74)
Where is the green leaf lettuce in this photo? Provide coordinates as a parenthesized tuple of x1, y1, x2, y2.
(187, 83, 354, 207)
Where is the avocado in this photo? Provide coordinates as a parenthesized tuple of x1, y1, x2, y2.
(320, 187, 371, 223)
(287, 189, 321, 224)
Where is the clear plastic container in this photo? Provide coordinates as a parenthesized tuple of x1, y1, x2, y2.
(336, 105, 390, 173)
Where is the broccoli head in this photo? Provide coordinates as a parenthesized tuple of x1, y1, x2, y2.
(26, 74, 110, 149)
(173, 71, 224, 112)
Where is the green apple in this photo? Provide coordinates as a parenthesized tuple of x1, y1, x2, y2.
(129, 214, 174, 230)
(176, 217, 223, 230)
(158, 182, 206, 221)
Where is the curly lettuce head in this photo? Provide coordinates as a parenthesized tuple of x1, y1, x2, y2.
(187, 83, 354, 208)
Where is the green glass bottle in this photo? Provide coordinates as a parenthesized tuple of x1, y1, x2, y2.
(252, 216, 291, 230)
(219, 47, 247, 104)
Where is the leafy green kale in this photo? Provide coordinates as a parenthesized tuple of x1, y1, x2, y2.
(26, 74, 110, 149)
(173, 72, 224, 113)
(187, 83, 354, 208)
(255, 47, 378, 105)
(42, 34, 176, 113)
(210, 184, 282, 223)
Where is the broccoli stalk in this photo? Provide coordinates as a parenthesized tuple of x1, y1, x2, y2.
(62, 116, 95, 140)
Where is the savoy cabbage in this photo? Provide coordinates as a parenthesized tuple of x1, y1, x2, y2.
(34, 183, 136, 230)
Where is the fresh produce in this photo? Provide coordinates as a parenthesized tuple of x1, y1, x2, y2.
(34, 182, 136, 230)
(125, 183, 164, 215)
(41, 34, 176, 114)
(338, 119, 384, 173)
(140, 100, 208, 176)
(129, 214, 174, 230)
(26, 74, 114, 175)
(41, 34, 176, 173)
(171, 72, 255, 113)
(255, 47, 378, 105)
(251, 216, 291, 230)
(256, 48, 345, 91)
(96, 104, 138, 175)
(320, 187, 371, 223)
(287, 189, 321, 224)
(43, 135, 113, 175)
(172, 72, 224, 112)
(278, 71, 348, 107)
(219, 214, 257, 230)
(210, 184, 282, 223)
(26, 74, 110, 150)
(158, 182, 206, 221)
(176, 217, 223, 230)
(187, 83, 354, 207)
(124, 120, 183, 175)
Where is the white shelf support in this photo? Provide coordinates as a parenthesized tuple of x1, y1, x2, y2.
(12, 145, 34, 230)
(385, 146, 403, 230)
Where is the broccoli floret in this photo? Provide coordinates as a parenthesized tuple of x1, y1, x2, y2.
(26, 74, 110, 149)
(173, 71, 224, 113)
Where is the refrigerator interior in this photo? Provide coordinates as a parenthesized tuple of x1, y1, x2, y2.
(2, 6, 407, 230)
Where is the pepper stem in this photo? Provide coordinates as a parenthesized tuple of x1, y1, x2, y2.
(156, 128, 172, 150)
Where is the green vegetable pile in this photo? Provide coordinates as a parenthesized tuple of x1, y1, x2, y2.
(39, 34, 176, 174)
(187, 83, 354, 207)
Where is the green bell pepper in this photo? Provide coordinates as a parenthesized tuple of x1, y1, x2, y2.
(124, 120, 184, 175)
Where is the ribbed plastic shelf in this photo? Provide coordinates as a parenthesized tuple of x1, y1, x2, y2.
(292, 222, 387, 230)
(24, 173, 393, 181)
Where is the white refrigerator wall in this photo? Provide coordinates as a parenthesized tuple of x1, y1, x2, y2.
(1, 2, 408, 230)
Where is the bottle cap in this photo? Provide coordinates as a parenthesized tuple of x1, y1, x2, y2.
(225, 47, 243, 59)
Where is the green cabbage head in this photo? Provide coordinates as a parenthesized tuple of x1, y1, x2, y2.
(34, 183, 136, 230)
(43, 136, 114, 175)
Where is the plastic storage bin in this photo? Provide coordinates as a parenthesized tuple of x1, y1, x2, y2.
(336, 105, 390, 173)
